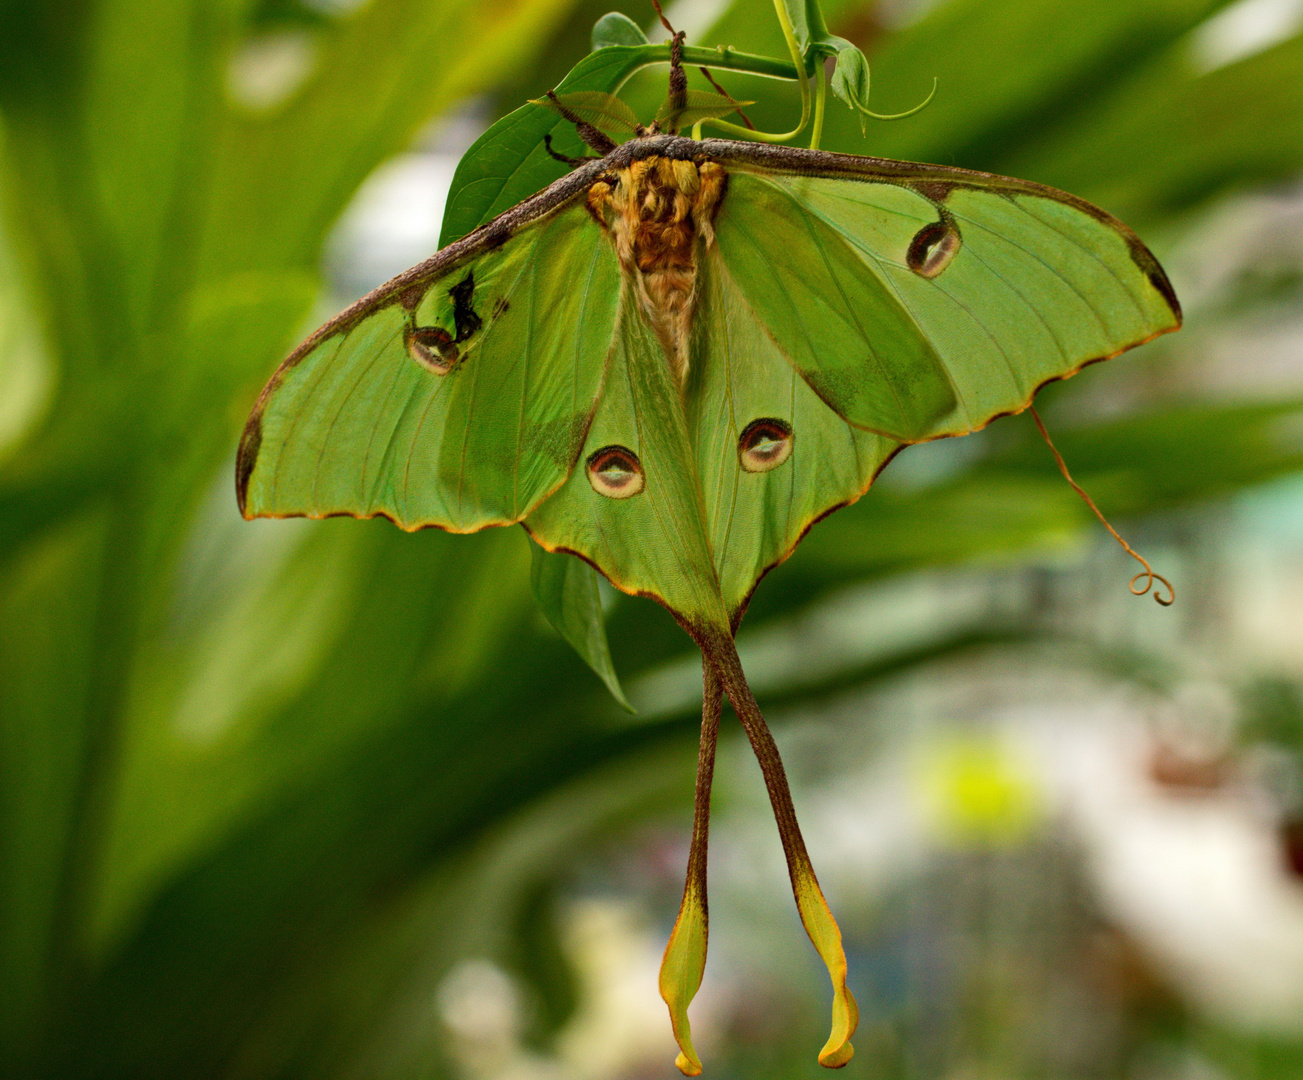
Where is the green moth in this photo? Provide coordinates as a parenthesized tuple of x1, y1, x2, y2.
(236, 14, 1180, 1072)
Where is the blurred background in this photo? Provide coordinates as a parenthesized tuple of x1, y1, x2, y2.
(2, 0, 1303, 1077)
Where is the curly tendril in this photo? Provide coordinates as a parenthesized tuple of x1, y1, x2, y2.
(1030, 405, 1174, 607)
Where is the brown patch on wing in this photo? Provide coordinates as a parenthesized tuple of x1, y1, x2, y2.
(910, 180, 953, 205)
(1126, 238, 1183, 322)
(398, 283, 426, 311)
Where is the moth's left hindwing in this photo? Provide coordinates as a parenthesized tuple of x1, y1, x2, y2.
(238, 198, 622, 533)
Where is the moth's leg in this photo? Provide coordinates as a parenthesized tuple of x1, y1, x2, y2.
(544, 90, 616, 154)
(699, 65, 755, 130)
(542, 134, 602, 168)
(659, 657, 722, 1076)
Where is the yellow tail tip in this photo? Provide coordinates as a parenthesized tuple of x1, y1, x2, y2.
(818, 1039, 855, 1068)
(674, 1050, 704, 1076)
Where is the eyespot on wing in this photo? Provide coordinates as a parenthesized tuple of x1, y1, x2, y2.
(405, 325, 459, 374)
(906, 220, 961, 279)
(738, 418, 793, 473)
(587, 445, 645, 498)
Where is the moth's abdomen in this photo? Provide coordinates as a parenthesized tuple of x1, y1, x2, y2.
(589, 155, 726, 385)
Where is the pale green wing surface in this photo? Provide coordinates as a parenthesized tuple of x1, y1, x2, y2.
(735, 167, 1181, 438)
(524, 282, 730, 635)
(688, 252, 896, 618)
(711, 172, 956, 442)
(238, 200, 621, 533)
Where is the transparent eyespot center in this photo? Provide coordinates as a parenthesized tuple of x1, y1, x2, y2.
(406, 325, 458, 374)
(907, 221, 961, 278)
(586, 445, 644, 498)
(738, 418, 793, 473)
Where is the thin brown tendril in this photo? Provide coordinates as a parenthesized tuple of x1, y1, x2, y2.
(1030, 405, 1174, 606)
(699, 66, 756, 129)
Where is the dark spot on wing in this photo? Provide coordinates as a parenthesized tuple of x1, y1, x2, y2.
(587, 445, 644, 498)
(1126, 236, 1183, 321)
(493, 297, 510, 319)
(738, 418, 793, 473)
(450, 273, 483, 343)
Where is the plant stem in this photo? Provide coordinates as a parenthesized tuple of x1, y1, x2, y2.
(679, 43, 803, 81)
(695, 0, 812, 142)
(810, 58, 827, 149)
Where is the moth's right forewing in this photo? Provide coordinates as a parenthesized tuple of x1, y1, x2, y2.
(712, 171, 957, 443)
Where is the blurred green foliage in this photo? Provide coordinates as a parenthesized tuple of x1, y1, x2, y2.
(1, 0, 1302, 1077)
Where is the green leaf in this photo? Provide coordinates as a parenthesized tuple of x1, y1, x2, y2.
(530, 545, 633, 711)
(1002, 31, 1303, 228)
(773, 0, 898, 130)
(813, 0, 1232, 170)
(0, 511, 105, 1058)
(201, 0, 585, 279)
(591, 11, 649, 50)
(780, 0, 831, 52)
(826, 35, 871, 129)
